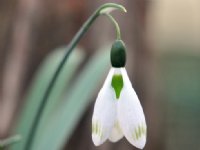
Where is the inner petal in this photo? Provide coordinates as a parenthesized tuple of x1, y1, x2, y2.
(109, 120, 124, 142)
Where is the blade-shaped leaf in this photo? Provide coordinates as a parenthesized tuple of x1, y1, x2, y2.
(33, 47, 110, 150)
(10, 47, 84, 150)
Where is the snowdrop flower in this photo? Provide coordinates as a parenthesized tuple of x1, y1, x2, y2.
(92, 40, 147, 149)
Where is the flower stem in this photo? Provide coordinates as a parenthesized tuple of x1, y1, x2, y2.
(104, 13, 121, 40)
(24, 3, 126, 150)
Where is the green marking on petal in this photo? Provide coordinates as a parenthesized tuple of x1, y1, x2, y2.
(141, 124, 145, 134)
(132, 123, 146, 140)
(111, 74, 123, 99)
(135, 128, 139, 140)
(139, 126, 142, 138)
(95, 122, 98, 134)
(132, 132, 136, 140)
(137, 126, 140, 138)
(92, 121, 103, 138)
(92, 122, 97, 134)
(97, 124, 100, 136)
(115, 121, 122, 133)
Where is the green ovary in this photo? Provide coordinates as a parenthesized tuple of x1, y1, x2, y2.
(111, 74, 123, 99)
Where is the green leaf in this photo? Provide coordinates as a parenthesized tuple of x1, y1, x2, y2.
(10, 47, 84, 150)
(33, 47, 110, 150)
(0, 135, 21, 149)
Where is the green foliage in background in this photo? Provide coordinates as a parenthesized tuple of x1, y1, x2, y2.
(10, 45, 110, 150)
(10, 47, 84, 150)
(158, 52, 200, 150)
(33, 47, 110, 150)
(0, 135, 21, 150)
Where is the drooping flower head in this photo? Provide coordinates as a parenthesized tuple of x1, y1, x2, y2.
(92, 40, 147, 149)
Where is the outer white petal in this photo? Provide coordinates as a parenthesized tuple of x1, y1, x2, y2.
(108, 120, 123, 142)
(117, 68, 147, 149)
(92, 68, 117, 146)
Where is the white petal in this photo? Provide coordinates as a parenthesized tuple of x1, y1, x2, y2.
(117, 68, 147, 149)
(108, 120, 123, 142)
(92, 68, 117, 146)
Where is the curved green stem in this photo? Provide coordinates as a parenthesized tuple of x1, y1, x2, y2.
(104, 13, 121, 40)
(24, 3, 126, 150)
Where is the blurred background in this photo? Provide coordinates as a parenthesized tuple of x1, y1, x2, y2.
(0, 0, 200, 150)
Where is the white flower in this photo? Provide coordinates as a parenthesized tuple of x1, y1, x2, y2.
(92, 67, 147, 149)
